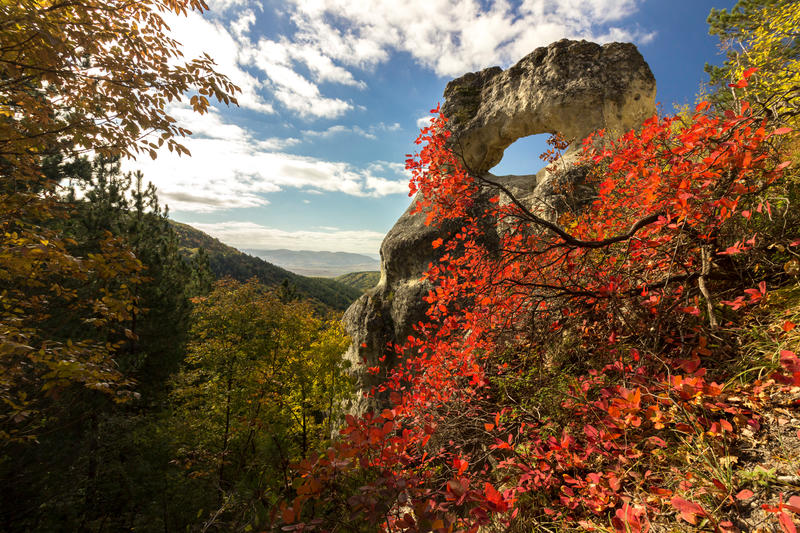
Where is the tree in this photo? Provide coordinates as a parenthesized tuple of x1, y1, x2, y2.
(1, 0, 238, 174)
(706, 0, 800, 124)
(170, 279, 352, 530)
(0, 159, 213, 532)
(0, 0, 238, 443)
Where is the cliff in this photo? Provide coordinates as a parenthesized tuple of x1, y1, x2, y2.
(342, 39, 657, 409)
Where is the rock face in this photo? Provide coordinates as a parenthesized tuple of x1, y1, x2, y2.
(441, 39, 656, 173)
(342, 40, 656, 411)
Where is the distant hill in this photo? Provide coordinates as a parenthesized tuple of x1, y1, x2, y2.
(171, 222, 362, 311)
(334, 271, 381, 293)
(243, 248, 380, 277)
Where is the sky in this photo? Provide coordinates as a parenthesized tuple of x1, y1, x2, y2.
(126, 0, 737, 258)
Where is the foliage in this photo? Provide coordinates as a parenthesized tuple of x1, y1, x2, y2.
(0, 0, 238, 174)
(334, 271, 382, 293)
(0, 160, 207, 531)
(706, 0, 800, 125)
(278, 70, 800, 531)
(0, 0, 238, 444)
(0, 182, 143, 442)
(170, 278, 353, 530)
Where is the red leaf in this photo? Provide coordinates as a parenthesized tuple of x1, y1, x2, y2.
(787, 495, 800, 514)
(671, 497, 706, 524)
(484, 482, 506, 509)
(736, 489, 754, 500)
(447, 479, 465, 496)
(773, 127, 794, 136)
(743, 67, 759, 78)
(783, 321, 796, 332)
(779, 511, 797, 533)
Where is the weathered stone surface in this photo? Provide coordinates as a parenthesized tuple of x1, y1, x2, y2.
(442, 39, 656, 173)
(341, 40, 656, 411)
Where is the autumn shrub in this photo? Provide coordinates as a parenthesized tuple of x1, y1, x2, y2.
(275, 65, 800, 532)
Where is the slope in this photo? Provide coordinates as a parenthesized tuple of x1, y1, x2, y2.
(171, 221, 362, 311)
(334, 271, 381, 292)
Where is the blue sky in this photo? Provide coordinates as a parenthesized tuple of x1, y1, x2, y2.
(127, 0, 736, 258)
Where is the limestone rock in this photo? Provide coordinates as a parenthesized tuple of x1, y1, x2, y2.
(341, 40, 656, 411)
(442, 39, 656, 173)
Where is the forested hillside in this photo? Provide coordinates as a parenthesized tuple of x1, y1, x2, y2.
(244, 248, 380, 277)
(172, 222, 363, 310)
(335, 271, 382, 292)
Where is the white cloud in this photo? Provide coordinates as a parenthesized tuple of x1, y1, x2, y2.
(230, 9, 256, 39)
(160, 0, 651, 121)
(416, 116, 434, 129)
(284, 0, 652, 77)
(164, 10, 273, 114)
(255, 137, 302, 150)
(204, 0, 250, 13)
(364, 175, 409, 196)
(303, 124, 375, 140)
(167, 103, 249, 141)
(252, 57, 353, 118)
(125, 110, 408, 213)
(302, 122, 402, 140)
(182, 221, 386, 255)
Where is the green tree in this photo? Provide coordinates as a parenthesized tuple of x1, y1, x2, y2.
(0, 0, 238, 444)
(0, 160, 212, 531)
(170, 279, 352, 529)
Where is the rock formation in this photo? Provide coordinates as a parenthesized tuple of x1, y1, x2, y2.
(342, 39, 657, 411)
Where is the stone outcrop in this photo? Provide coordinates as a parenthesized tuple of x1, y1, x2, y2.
(441, 39, 656, 173)
(342, 40, 657, 411)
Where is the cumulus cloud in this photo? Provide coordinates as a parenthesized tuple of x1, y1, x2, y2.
(283, 0, 654, 78)
(125, 107, 408, 212)
(183, 221, 386, 255)
(303, 125, 374, 140)
(164, 0, 652, 120)
(164, 10, 274, 114)
(302, 122, 402, 140)
(417, 116, 434, 129)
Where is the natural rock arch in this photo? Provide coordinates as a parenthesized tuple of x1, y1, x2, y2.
(441, 39, 656, 174)
(342, 39, 657, 412)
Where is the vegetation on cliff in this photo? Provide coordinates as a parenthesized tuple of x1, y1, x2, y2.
(335, 271, 383, 293)
(279, 2, 800, 531)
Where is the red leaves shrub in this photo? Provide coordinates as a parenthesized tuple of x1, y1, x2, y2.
(278, 95, 797, 531)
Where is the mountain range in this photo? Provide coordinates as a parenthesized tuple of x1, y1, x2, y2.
(242, 248, 380, 277)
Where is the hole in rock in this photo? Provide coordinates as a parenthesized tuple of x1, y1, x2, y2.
(489, 133, 552, 176)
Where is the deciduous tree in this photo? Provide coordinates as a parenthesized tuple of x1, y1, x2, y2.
(0, 0, 238, 443)
(171, 279, 352, 529)
(706, 0, 800, 124)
